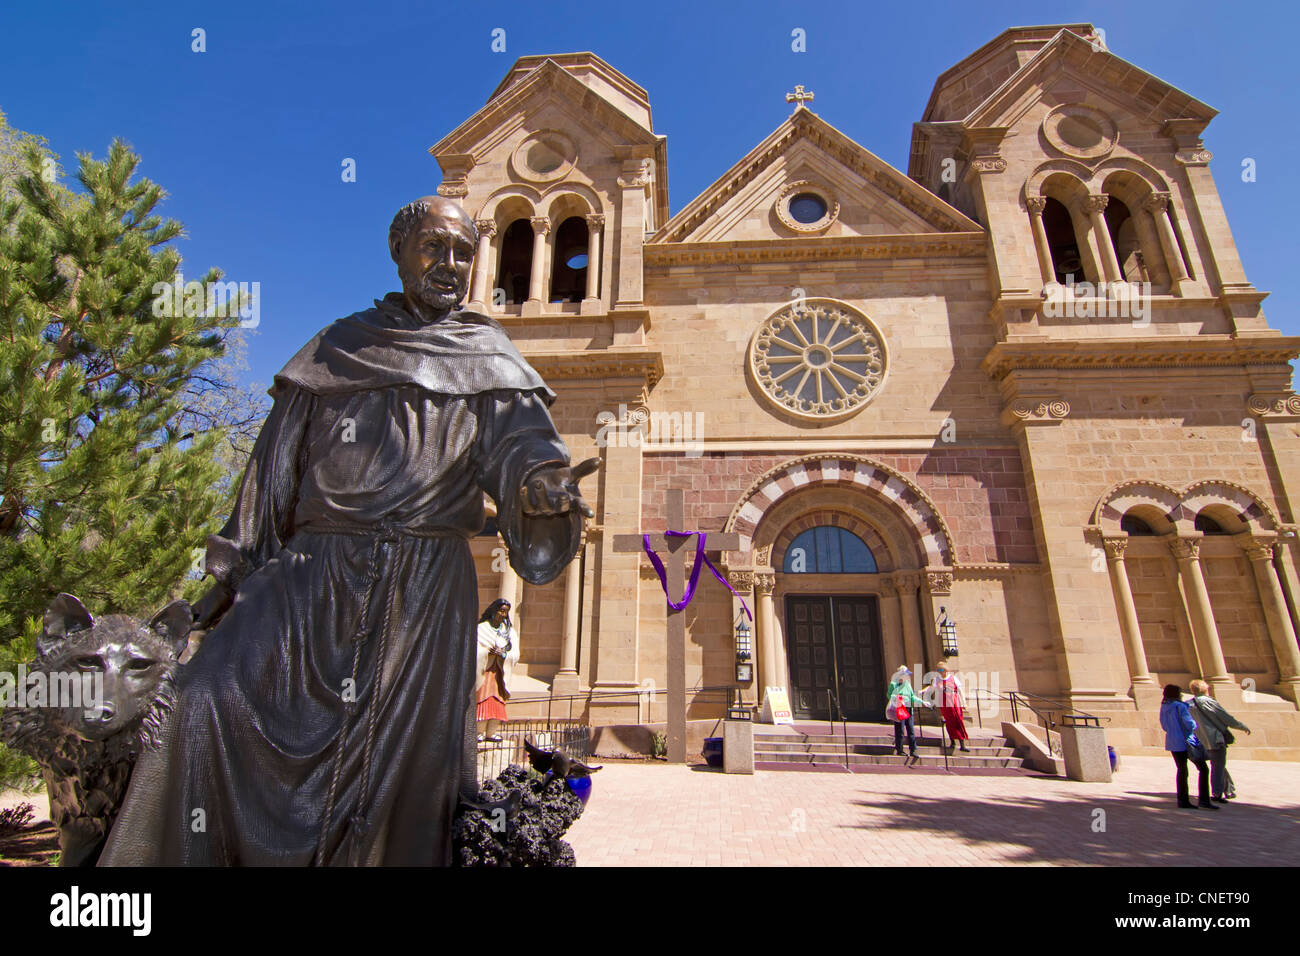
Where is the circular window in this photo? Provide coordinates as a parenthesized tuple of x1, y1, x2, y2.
(526, 141, 565, 174)
(511, 131, 577, 183)
(789, 193, 827, 224)
(1042, 105, 1117, 160)
(749, 298, 887, 421)
(1057, 115, 1103, 150)
(775, 181, 839, 233)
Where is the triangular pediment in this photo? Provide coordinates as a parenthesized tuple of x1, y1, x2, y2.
(432, 56, 659, 158)
(430, 55, 668, 225)
(963, 29, 1216, 132)
(653, 109, 980, 245)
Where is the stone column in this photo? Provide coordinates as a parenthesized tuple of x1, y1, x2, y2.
(1143, 192, 1191, 295)
(1081, 194, 1123, 285)
(878, 577, 906, 674)
(552, 540, 585, 697)
(1168, 536, 1231, 684)
(896, 572, 925, 673)
(1242, 536, 1300, 697)
(470, 218, 496, 310)
(1025, 197, 1056, 287)
(754, 572, 779, 692)
(614, 158, 650, 308)
(1102, 537, 1155, 686)
(583, 213, 603, 302)
(526, 216, 550, 311)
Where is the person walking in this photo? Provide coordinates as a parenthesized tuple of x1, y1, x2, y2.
(928, 660, 970, 752)
(886, 666, 924, 760)
(1187, 679, 1251, 804)
(1159, 683, 1216, 810)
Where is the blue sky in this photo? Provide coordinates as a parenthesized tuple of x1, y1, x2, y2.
(2, 0, 1296, 388)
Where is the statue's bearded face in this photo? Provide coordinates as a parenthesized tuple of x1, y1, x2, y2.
(395, 211, 476, 315)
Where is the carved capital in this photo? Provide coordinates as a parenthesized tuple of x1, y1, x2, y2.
(436, 180, 468, 198)
(754, 572, 776, 596)
(473, 218, 497, 238)
(1025, 196, 1047, 215)
(1080, 194, 1110, 216)
(728, 569, 756, 591)
(617, 159, 653, 189)
(529, 216, 551, 236)
(1241, 535, 1278, 563)
(1103, 537, 1128, 561)
(1175, 148, 1213, 166)
(924, 569, 953, 594)
(585, 213, 606, 230)
(894, 571, 921, 592)
(880, 577, 899, 596)
(1169, 537, 1201, 561)
(1141, 191, 1171, 214)
(1247, 391, 1300, 419)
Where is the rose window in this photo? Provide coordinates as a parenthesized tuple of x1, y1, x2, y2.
(749, 299, 888, 420)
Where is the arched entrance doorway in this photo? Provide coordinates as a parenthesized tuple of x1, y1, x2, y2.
(725, 455, 957, 724)
(781, 525, 885, 720)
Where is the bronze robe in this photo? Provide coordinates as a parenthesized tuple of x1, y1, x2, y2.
(100, 295, 580, 865)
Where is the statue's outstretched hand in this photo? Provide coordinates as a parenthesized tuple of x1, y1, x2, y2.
(520, 457, 599, 518)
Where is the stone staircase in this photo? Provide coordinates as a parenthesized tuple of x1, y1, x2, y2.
(754, 722, 1034, 774)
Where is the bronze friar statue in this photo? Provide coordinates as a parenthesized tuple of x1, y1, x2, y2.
(100, 196, 597, 866)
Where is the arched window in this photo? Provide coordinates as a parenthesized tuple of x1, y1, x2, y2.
(1120, 514, 1156, 536)
(494, 219, 533, 305)
(1104, 196, 1147, 282)
(1195, 513, 1228, 535)
(1042, 196, 1084, 284)
(549, 216, 589, 303)
(783, 526, 877, 573)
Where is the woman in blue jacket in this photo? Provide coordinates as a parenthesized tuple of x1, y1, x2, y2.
(1159, 683, 1216, 810)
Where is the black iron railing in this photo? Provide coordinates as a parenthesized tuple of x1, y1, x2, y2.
(475, 719, 593, 784)
(963, 688, 1109, 757)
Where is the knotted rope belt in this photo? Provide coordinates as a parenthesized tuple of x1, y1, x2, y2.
(304, 520, 466, 865)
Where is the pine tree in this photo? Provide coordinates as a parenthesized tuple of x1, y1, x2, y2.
(0, 128, 237, 652)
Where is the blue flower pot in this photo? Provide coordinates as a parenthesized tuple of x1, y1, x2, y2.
(566, 774, 593, 806)
(702, 737, 724, 768)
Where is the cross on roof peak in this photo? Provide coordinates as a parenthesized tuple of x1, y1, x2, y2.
(786, 85, 814, 112)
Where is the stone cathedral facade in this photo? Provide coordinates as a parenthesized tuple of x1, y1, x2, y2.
(433, 24, 1300, 757)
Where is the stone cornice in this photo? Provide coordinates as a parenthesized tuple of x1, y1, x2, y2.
(645, 232, 986, 268)
(951, 563, 1043, 580)
(982, 335, 1300, 379)
(522, 349, 664, 388)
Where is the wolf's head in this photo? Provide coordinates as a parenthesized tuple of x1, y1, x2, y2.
(34, 593, 191, 745)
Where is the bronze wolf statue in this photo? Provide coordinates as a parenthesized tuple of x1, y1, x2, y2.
(0, 593, 190, 866)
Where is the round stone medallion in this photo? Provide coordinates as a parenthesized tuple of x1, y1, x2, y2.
(749, 298, 888, 421)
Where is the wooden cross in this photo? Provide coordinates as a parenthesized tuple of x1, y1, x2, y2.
(613, 488, 741, 764)
(786, 85, 815, 111)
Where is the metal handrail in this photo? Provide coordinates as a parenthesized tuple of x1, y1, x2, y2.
(824, 688, 851, 771)
(962, 688, 1110, 757)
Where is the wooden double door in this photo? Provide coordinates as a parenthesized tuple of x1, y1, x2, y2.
(784, 595, 885, 722)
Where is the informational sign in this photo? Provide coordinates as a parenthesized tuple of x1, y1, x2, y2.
(760, 687, 794, 725)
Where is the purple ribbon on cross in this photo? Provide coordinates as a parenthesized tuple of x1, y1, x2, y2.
(642, 530, 753, 620)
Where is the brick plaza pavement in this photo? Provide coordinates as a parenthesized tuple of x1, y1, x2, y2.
(565, 756, 1300, 866)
